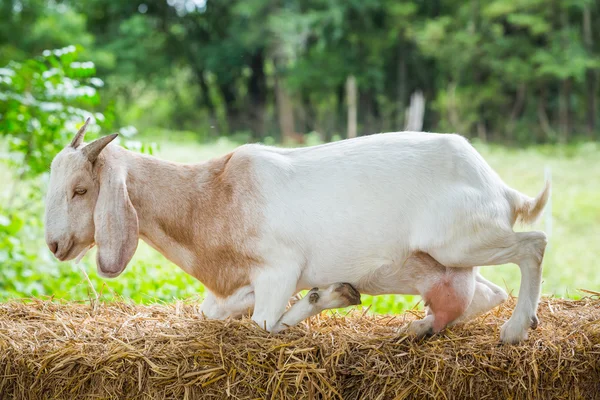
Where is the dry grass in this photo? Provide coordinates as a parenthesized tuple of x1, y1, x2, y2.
(0, 296, 599, 399)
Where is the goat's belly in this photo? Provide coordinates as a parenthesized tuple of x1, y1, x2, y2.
(297, 252, 417, 296)
(354, 262, 421, 296)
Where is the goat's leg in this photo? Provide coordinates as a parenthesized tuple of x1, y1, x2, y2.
(251, 267, 300, 331)
(200, 287, 255, 320)
(430, 230, 547, 343)
(449, 273, 508, 326)
(475, 270, 508, 296)
(271, 283, 361, 332)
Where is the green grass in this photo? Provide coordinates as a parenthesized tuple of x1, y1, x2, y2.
(1, 136, 599, 314)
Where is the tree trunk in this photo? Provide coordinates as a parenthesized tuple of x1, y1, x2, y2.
(274, 74, 295, 142)
(247, 49, 267, 140)
(506, 83, 527, 143)
(471, 0, 486, 141)
(346, 75, 357, 139)
(477, 122, 487, 143)
(591, 71, 599, 140)
(371, 90, 381, 132)
(333, 83, 345, 141)
(538, 86, 555, 142)
(559, 78, 571, 144)
(219, 82, 239, 134)
(360, 91, 376, 135)
(299, 91, 312, 134)
(583, 5, 596, 136)
(396, 42, 407, 130)
(558, 9, 570, 143)
(194, 67, 219, 139)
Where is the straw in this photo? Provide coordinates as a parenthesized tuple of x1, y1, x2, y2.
(0, 295, 598, 399)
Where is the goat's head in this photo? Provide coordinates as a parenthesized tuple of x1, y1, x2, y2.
(45, 118, 139, 278)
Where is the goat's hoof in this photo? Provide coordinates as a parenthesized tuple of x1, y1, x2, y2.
(405, 318, 435, 339)
(333, 283, 361, 306)
(530, 315, 539, 330)
(500, 318, 529, 344)
(421, 327, 434, 338)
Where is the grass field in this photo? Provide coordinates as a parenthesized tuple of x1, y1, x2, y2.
(1, 134, 599, 313)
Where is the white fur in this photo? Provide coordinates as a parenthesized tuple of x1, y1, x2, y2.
(241, 132, 547, 342)
(200, 287, 254, 320)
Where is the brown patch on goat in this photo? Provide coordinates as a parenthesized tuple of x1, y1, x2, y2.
(192, 152, 262, 297)
(122, 148, 262, 298)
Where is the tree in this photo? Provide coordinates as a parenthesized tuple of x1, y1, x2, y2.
(2, 0, 598, 144)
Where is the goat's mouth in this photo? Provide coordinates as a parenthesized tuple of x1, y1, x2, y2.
(56, 241, 92, 262)
(97, 266, 125, 279)
(55, 240, 75, 261)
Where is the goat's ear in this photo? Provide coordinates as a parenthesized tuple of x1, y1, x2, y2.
(83, 133, 118, 164)
(70, 117, 91, 148)
(93, 164, 138, 277)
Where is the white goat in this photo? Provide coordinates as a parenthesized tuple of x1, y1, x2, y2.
(45, 119, 550, 343)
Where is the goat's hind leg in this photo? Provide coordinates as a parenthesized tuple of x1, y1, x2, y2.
(271, 283, 361, 332)
(430, 230, 547, 343)
(449, 271, 508, 326)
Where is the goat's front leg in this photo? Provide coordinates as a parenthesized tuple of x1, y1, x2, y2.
(251, 267, 300, 331)
(200, 287, 255, 320)
(271, 283, 361, 333)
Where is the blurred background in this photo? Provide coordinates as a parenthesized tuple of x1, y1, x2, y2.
(0, 0, 599, 312)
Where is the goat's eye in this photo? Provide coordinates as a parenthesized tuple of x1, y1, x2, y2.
(74, 188, 87, 196)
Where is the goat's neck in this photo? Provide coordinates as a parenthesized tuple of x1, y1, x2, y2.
(101, 145, 258, 297)
(117, 147, 230, 272)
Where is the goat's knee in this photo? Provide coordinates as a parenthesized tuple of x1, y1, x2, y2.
(519, 231, 547, 265)
(200, 287, 255, 320)
(199, 292, 225, 320)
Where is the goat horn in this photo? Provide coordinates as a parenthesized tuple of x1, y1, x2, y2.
(70, 117, 91, 148)
(82, 133, 119, 163)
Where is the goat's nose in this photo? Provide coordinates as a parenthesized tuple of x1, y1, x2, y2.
(48, 241, 58, 255)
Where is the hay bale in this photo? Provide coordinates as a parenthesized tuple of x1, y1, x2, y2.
(0, 296, 598, 399)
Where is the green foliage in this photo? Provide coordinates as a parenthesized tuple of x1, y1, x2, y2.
(0, 47, 98, 298)
(417, 0, 600, 142)
(0, 46, 103, 176)
(0, 47, 153, 302)
(4, 0, 598, 143)
(0, 205, 37, 297)
(0, 0, 598, 314)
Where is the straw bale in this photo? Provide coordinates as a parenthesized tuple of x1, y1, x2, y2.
(0, 296, 598, 399)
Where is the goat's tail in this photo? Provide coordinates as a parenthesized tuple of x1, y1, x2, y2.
(509, 180, 551, 225)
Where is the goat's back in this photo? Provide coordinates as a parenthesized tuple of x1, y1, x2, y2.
(236, 132, 514, 286)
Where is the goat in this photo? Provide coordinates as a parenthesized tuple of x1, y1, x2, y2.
(45, 119, 550, 343)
